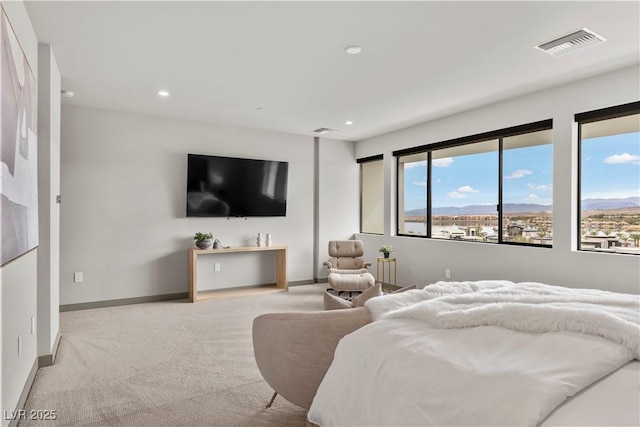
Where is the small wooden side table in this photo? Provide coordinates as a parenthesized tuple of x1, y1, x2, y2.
(376, 257, 397, 292)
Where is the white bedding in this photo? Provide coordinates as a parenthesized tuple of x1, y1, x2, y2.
(307, 281, 640, 427)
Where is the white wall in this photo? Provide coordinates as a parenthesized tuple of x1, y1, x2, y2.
(0, 0, 39, 420)
(315, 137, 359, 279)
(60, 106, 356, 304)
(36, 44, 60, 361)
(355, 66, 640, 295)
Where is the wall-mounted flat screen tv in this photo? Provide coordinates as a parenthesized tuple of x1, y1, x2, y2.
(186, 154, 289, 217)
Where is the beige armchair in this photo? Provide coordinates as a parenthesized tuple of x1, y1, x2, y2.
(324, 240, 375, 296)
(252, 307, 372, 410)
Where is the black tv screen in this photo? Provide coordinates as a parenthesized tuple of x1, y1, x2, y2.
(186, 154, 288, 217)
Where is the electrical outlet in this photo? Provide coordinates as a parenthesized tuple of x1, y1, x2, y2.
(74, 272, 84, 283)
(214, 263, 221, 272)
(445, 268, 451, 279)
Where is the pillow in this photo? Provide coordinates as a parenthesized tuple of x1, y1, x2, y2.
(392, 284, 418, 293)
(352, 283, 382, 307)
(323, 291, 353, 310)
(323, 284, 383, 310)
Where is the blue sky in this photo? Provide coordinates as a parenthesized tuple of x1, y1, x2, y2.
(403, 131, 639, 212)
(582, 132, 640, 199)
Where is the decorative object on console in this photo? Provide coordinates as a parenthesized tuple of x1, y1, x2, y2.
(266, 233, 272, 247)
(257, 233, 264, 247)
(193, 232, 213, 249)
(213, 239, 229, 249)
(379, 244, 393, 258)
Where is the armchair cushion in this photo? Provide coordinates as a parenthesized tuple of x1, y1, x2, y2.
(328, 270, 375, 291)
(328, 268, 369, 275)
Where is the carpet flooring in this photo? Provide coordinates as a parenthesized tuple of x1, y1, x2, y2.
(21, 284, 328, 426)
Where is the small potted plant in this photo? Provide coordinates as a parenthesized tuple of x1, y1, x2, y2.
(194, 232, 214, 249)
(379, 244, 393, 258)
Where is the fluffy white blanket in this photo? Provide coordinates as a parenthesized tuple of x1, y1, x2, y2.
(308, 281, 639, 426)
(367, 280, 640, 358)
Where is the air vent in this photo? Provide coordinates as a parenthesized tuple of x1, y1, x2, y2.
(535, 28, 606, 57)
(313, 127, 341, 135)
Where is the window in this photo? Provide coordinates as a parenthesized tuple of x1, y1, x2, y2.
(359, 155, 384, 234)
(502, 129, 553, 245)
(397, 152, 427, 235)
(430, 140, 498, 242)
(396, 120, 553, 246)
(577, 102, 640, 255)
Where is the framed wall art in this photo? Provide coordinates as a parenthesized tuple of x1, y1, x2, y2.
(1, 5, 38, 266)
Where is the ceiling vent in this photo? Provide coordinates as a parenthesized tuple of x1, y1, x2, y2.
(313, 127, 341, 135)
(535, 28, 606, 57)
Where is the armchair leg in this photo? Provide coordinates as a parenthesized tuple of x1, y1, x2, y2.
(266, 391, 278, 408)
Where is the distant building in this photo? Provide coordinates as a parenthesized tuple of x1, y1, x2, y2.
(507, 224, 524, 237)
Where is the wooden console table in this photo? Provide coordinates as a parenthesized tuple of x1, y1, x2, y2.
(188, 245, 288, 302)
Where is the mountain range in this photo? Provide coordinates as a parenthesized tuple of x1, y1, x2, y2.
(404, 197, 640, 216)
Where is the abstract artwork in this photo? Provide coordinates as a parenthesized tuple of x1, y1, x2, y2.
(0, 6, 38, 266)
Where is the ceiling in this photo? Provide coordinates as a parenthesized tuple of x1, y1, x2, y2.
(25, 1, 640, 142)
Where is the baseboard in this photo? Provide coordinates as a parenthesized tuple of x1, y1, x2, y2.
(60, 282, 322, 311)
(38, 329, 62, 368)
(314, 277, 328, 283)
(60, 292, 188, 312)
(7, 357, 38, 427)
(289, 279, 315, 286)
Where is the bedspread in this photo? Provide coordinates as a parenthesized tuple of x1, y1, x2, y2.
(307, 281, 639, 426)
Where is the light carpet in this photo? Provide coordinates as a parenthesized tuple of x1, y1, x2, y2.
(21, 284, 327, 426)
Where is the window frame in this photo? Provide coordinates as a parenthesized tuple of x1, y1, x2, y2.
(358, 154, 384, 235)
(575, 101, 640, 255)
(394, 119, 553, 247)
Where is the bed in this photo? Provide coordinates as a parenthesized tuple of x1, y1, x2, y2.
(253, 280, 640, 426)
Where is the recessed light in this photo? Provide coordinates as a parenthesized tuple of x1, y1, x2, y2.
(61, 90, 74, 98)
(158, 90, 170, 97)
(256, 107, 264, 111)
(344, 45, 362, 55)
(345, 120, 354, 126)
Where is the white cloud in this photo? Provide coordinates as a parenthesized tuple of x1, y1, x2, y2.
(523, 194, 539, 202)
(527, 183, 552, 191)
(413, 180, 427, 187)
(604, 153, 640, 165)
(505, 169, 533, 179)
(448, 191, 466, 199)
(458, 185, 478, 193)
(433, 157, 454, 167)
(404, 160, 427, 169)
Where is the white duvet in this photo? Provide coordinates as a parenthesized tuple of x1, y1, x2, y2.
(307, 281, 639, 427)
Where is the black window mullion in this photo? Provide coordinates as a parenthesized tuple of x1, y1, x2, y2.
(427, 151, 432, 238)
(575, 101, 640, 124)
(359, 163, 363, 233)
(396, 156, 400, 235)
(498, 138, 504, 244)
(393, 119, 552, 157)
(576, 123, 583, 251)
